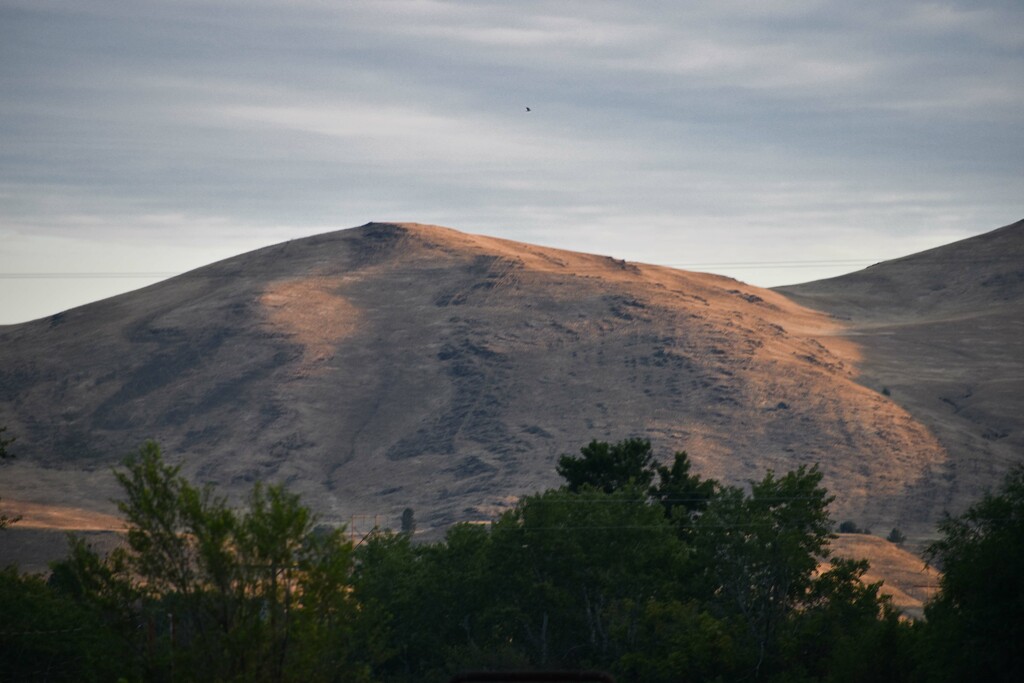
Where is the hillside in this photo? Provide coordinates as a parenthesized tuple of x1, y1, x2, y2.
(0, 222, 1012, 540)
(777, 219, 1024, 523)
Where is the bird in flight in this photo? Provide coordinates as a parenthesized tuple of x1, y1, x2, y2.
(525, 106, 531, 112)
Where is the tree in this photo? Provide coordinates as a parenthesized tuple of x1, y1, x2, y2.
(0, 565, 128, 681)
(352, 530, 422, 678)
(356, 439, 916, 682)
(400, 507, 416, 536)
(785, 557, 915, 682)
(0, 426, 11, 459)
(0, 426, 18, 529)
(649, 450, 717, 536)
(488, 485, 684, 670)
(694, 465, 835, 679)
(614, 598, 738, 683)
(65, 441, 373, 682)
(921, 465, 1024, 682)
(354, 524, 505, 681)
(838, 520, 862, 534)
(556, 438, 657, 493)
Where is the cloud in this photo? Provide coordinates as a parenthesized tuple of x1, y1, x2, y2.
(0, 0, 1021, 322)
(214, 102, 558, 165)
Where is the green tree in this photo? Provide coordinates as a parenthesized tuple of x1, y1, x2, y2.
(0, 566, 129, 681)
(353, 529, 427, 680)
(784, 557, 915, 682)
(921, 465, 1024, 682)
(614, 598, 738, 683)
(354, 524, 505, 681)
(649, 450, 717, 535)
(67, 441, 372, 682)
(356, 439, 915, 682)
(400, 507, 416, 536)
(694, 465, 835, 679)
(0, 426, 18, 529)
(488, 485, 684, 670)
(48, 535, 142, 677)
(556, 438, 657, 493)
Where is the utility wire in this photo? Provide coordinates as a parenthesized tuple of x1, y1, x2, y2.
(0, 272, 178, 279)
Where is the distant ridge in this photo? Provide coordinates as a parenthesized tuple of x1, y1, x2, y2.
(778, 218, 1024, 517)
(779, 219, 1024, 317)
(1, 221, 1019, 542)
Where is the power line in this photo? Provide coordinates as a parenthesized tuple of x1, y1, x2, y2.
(661, 259, 877, 269)
(0, 272, 178, 279)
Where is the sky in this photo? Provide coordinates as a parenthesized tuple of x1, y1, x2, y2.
(1, 0, 1021, 325)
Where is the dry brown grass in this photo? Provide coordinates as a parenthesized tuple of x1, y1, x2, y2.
(1, 499, 125, 531)
(260, 276, 361, 372)
(826, 533, 940, 620)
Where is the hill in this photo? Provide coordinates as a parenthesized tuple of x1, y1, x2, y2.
(777, 218, 1024, 527)
(0, 221, 1015, 540)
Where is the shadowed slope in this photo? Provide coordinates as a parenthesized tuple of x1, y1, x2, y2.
(777, 219, 1024, 522)
(1, 223, 950, 536)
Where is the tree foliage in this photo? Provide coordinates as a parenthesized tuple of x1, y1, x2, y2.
(0, 564, 132, 682)
(556, 438, 658, 493)
(838, 520, 861, 533)
(489, 486, 684, 668)
(0, 425, 18, 529)
(8, 436, 992, 682)
(0, 425, 12, 459)
(50, 441, 375, 682)
(921, 465, 1024, 682)
(400, 507, 416, 536)
(355, 443, 914, 682)
(650, 450, 717, 536)
(694, 465, 836, 678)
